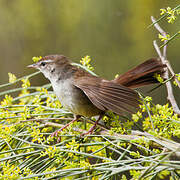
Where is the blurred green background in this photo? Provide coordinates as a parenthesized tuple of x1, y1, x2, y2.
(0, 0, 179, 104)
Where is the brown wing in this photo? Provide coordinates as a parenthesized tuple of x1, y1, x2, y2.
(74, 76, 140, 115)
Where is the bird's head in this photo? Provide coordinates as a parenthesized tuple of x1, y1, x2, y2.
(27, 55, 70, 79)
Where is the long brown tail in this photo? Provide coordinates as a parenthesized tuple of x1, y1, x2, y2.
(113, 58, 166, 89)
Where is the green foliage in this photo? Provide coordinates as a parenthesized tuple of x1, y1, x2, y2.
(135, 96, 180, 139)
(158, 34, 170, 42)
(160, 7, 180, 24)
(149, 5, 180, 48)
(0, 56, 180, 179)
(154, 73, 164, 83)
(173, 73, 180, 86)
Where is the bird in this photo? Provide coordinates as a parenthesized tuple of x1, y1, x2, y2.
(28, 55, 165, 136)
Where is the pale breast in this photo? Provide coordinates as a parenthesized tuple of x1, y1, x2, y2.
(51, 79, 102, 117)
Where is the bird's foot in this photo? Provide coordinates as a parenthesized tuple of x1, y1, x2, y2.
(81, 113, 104, 137)
(51, 115, 81, 142)
(51, 127, 64, 138)
(80, 124, 97, 136)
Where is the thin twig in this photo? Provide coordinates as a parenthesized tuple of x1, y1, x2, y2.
(151, 16, 180, 88)
(100, 130, 180, 158)
(166, 62, 180, 89)
(19, 116, 108, 131)
(151, 16, 180, 115)
(19, 117, 73, 123)
(151, 16, 166, 36)
(44, 122, 87, 133)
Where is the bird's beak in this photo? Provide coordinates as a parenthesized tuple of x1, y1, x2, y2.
(27, 63, 38, 68)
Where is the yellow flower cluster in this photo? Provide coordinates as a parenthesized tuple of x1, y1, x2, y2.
(160, 7, 180, 23)
(80, 55, 94, 71)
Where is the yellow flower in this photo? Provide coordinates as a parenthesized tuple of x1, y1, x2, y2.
(21, 78, 31, 88)
(8, 72, 17, 83)
(32, 56, 42, 62)
(80, 55, 94, 71)
(160, 8, 167, 15)
(1, 95, 13, 106)
(158, 34, 170, 42)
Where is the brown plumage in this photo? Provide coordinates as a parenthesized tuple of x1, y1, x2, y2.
(113, 58, 166, 88)
(28, 55, 166, 136)
(74, 76, 140, 115)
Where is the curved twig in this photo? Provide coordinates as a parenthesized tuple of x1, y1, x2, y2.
(151, 16, 180, 115)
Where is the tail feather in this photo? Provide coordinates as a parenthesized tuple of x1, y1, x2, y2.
(113, 58, 166, 89)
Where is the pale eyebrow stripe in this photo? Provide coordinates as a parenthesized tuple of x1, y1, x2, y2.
(42, 59, 54, 63)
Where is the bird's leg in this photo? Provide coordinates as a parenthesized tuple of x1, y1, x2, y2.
(81, 114, 104, 136)
(51, 115, 81, 137)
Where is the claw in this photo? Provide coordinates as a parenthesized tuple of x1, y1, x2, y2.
(80, 114, 104, 137)
(50, 115, 81, 141)
(51, 129, 61, 137)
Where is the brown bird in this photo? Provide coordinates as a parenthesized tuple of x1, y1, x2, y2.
(28, 55, 165, 136)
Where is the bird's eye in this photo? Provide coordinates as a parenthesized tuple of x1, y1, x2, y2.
(40, 62, 46, 66)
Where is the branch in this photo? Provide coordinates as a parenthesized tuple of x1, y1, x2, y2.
(166, 62, 180, 89)
(100, 130, 180, 158)
(45, 121, 180, 157)
(151, 16, 180, 115)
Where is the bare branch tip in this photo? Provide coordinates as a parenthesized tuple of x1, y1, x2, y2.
(151, 16, 156, 22)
